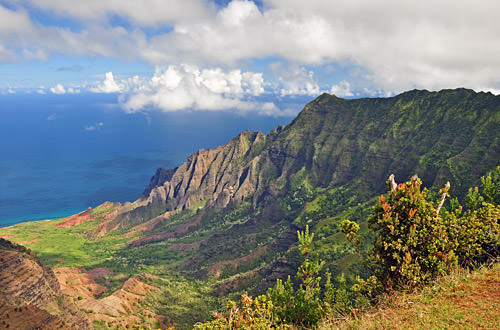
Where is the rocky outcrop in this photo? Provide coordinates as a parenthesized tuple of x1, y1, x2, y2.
(55, 267, 166, 329)
(111, 130, 267, 229)
(0, 238, 91, 330)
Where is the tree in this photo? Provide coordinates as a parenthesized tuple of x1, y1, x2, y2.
(355, 175, 457, 290)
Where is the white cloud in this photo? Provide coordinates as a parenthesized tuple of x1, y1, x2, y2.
(2, 87, 17, 94)
(331, 81, 354, 97)
(46, 113, 56, 120)
(139, 0, 500, 93)
(85, 122, 104, 131)
(270, 64, 321, 97)
(50, 83, 66, 94)
(242, 72, 265, 96)
(90, 72, 122, 93)
(28, 0, 211, 26)
(2, 1, 500, 94)
(66, 87, 80, 94)
(120, 65, 272, 113)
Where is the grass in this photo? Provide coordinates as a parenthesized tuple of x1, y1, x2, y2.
(321, 261, 500, 330)
(0, 218, 91, 265)
(0, 213, 130, 270)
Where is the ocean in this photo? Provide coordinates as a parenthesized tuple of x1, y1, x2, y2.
(0, 93, 299, 227)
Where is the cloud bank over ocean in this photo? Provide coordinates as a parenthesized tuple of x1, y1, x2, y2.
(1, 0, 499, 113)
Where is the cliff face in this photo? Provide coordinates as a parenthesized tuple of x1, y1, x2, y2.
(0, 238, 91, 330)
(111, 130, 267, 229)
(121, 89, 500, 227)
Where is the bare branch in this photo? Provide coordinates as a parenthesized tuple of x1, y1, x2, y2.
(436, 181, 450, 216)
(389, 174, 397, 191)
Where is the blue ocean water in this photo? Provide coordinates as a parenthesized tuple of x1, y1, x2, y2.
(0, 93, 299, 227)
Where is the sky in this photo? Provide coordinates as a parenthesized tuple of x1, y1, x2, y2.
(1, 0, 500, 116)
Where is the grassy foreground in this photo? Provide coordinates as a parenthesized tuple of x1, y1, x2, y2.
(322, 261, 500, 330)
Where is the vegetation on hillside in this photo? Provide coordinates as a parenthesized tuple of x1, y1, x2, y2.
(193, 167, 500, 329)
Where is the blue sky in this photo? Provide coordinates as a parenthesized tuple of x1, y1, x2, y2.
(1, 0, 499, 115)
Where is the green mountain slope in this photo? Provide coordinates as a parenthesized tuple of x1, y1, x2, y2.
(106, 88, 500, 292)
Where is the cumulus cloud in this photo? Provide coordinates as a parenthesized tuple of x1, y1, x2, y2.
(1, 87, 17, 95)
(0, 4, 141, 62)
(269, 63, 322, 97)
(49, 83, 80, 94)
(85, 122, 104, 131)
(90, 72, 122, 93)
(138, 0, 500, 93)
(331, 81, 354, 97)
(50, 83, 66, 94)
(3, 1, 500, 95)
(120, 65, 273, 113)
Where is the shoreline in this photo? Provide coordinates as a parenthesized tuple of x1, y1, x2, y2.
(0, 213, 71, 229)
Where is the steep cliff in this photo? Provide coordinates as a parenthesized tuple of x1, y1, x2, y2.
(107, 129, 267, 230)
(0, 238, 91, 330)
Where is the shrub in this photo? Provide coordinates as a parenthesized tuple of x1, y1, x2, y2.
(194, 292, 290, 330)
(267, 225, 327, 328)
(450, 167, 500, 265)
(344, 170, 500, 294)
(366, 176, 458, 289)
(451, 203, 500, 265)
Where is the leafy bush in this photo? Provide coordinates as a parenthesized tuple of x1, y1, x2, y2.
(465, 166, 500, 210)
(343, 170, 500, 294)
(267, 225, 327, 327)
(194, 293, 289, 330)
(366, 176, 458, 289)
(450, 203, 500, 265)
(450, 166, 500, 265)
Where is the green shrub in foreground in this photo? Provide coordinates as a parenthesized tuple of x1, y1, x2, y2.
(450, 168, 500, 265)
(342, 170, 500, 296)
(368, 176, 458, 289)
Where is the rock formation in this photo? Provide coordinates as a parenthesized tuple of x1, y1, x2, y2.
(0, 238, 91, 330)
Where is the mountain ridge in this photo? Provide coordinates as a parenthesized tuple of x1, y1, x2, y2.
(126, 88, 500, 220)
(96, 87, 500, 294)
